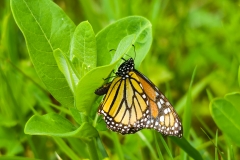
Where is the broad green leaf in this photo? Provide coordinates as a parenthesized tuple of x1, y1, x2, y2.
(54, 49, 79, 93)
(225, 92, 240, 113)
(25, 113, 98, 140)
(25, 113, 76, 136)
(70, 21, 97, 77)
(10, 0, 75, 107)
(210, 97, 240, 146)
(76, 35, 135, 115)
(96, 16, 152, 69)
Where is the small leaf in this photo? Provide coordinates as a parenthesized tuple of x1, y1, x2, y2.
(210, 96, 240, 146)
(11, 0, 75, 107)
(76, 35, 135, 115)
(70, 21, 97, 77)
(96, 16, 152, 69)
(25, 113, 77, 136)
(54, 49, 79, 93)
(25, 113, 98, 140)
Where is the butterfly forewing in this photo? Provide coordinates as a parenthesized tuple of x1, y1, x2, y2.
(98, 72, 149, 134)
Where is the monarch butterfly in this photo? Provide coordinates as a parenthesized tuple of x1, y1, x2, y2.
(95, 56, 183, 138)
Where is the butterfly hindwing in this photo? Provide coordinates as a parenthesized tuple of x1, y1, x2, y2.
(134, 70, 183, 137)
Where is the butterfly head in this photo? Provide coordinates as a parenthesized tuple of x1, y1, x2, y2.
(116, 58, 135, 78)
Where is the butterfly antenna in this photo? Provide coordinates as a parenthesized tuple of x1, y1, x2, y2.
(124, 54, 131, 59)
(132, 44, 136, 60)
(123, 44, 136, 60)
(121, 57, 127, 61)
(109, 49, 116, 52)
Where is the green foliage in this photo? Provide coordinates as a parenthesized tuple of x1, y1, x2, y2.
(71, 21, 97, 77)
(76, 34, 135, 115)
(96, 16, 152, 68)
(0, 0, 240, 159)
(11, 0, 75, 107)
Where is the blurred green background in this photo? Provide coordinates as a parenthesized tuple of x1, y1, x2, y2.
(1, 0, 240, 159)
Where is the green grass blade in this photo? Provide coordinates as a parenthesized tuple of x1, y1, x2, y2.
(53, 137, 80, 160)
(171, 137, 203, 160)
(183, 66, 197, 138)
(159, 135, 173, 159)
(137, 132, 158, 160)
(111, 132, 124, 160)
(180, 66, 197, 160)
(215, 130, 218, 160)
(153, 132, 164, 160)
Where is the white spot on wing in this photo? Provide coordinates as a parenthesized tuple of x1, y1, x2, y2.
(160, 99, 164, 104)
(160, 116, 164, 122)
(175, 123, 178, 127)
(164, 108, 168, 114)
(167, 108, 171, 113)
(157, 101, 162, 109)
